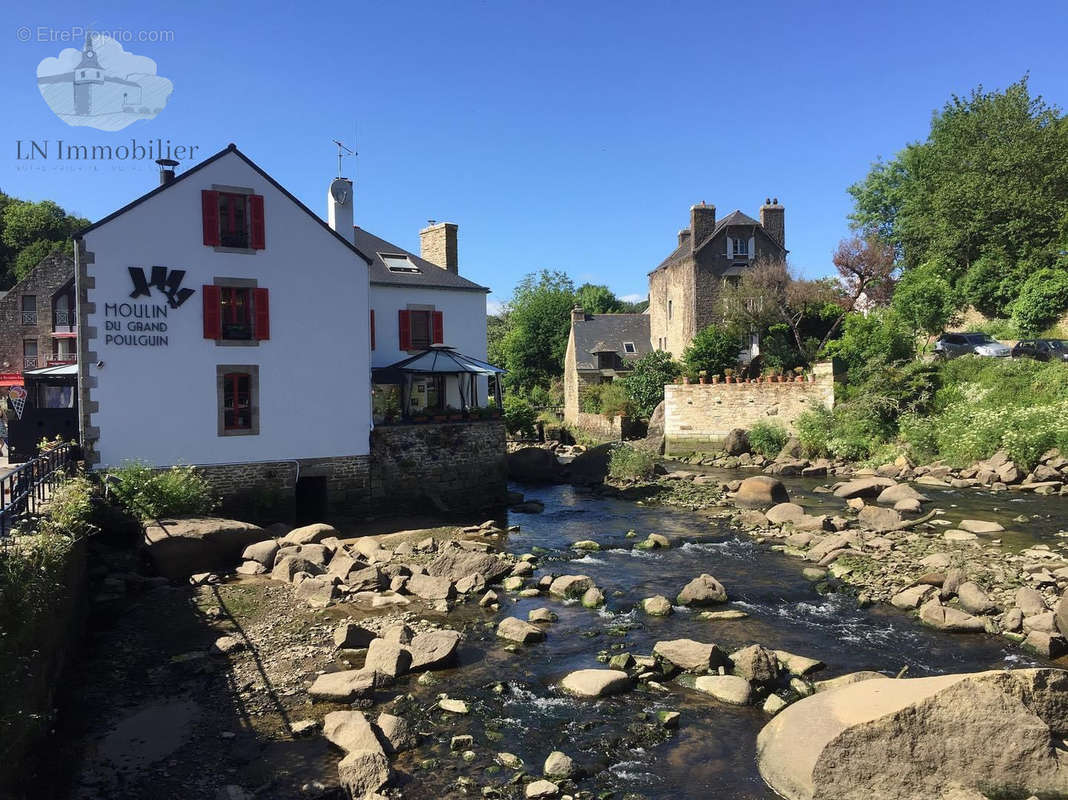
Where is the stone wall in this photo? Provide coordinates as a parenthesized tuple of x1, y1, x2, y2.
(0, 251, 74, 372)
(571, 411, 623, 441)
(663, 362, 835, 454)
(370, 420, 507, 514)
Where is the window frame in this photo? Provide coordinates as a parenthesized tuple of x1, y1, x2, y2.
(623, 341, 636, 354)
(21, 295, 37, 325)
(218, 191, 250, 249)
(216, 364, 260, 436)
(733, 236, 748, 257)
(211, 277, 262, 346)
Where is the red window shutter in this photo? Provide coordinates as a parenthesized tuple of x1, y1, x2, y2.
(432, 310, 444, 344)
(202, 285, 221, 339)
(398, 310, 411, 351)
(201, 190, 220, 246)
(253, 288, 270, 340)
(249, 194, 266, 249)
(370, 309, 376, 350)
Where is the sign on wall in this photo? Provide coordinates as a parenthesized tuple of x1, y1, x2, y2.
(103, 266, 194, 348)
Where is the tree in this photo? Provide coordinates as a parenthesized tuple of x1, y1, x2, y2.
(813, 234, 899, 352)
(621, 350, 679, 418)
(574, 283, 624, 314)
(0, 197, 88, 288)
(499, 270, 575, 392)
(891, 261, 959, 345)
(848, 77, 1068, 313)
(682, 324, 740, 378)
(823, 309, 917, 381)
(1010, 267, 1068, 334)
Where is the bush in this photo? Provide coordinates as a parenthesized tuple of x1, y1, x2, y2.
(1010, 267, 1068, 335)
(607, 444, 655, 480)
(891, 261, 960, 339)
(109, 462, 216, 519)
(502, 394, 537, 437)
(747, 420, 788, 457)
(682, 324, 740, 379)
(597, 382, 632, 419)
(823, 309, 916, 382)
(621, 350, 680, 418)
(40, 475, 97, 539)
(579, 383, 604, 414)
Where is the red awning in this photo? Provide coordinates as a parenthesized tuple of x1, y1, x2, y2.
(51, 332, 77, 338)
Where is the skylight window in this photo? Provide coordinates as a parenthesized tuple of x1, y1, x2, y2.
(381, 254, 422, 274)
(623, 341, 636, 354)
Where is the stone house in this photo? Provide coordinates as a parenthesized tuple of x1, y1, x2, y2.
(648, 199, 786, 359)
(562, 308, 650, 425)
(0, 250, 77, 379)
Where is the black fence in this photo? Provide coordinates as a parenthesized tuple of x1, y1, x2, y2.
(0, 444, 79, 538)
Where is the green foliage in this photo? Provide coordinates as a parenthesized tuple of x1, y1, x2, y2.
(40, 475, 98, 539)
(597, 381, 632, 419)
(502, 394, 536, 437)
(0, 198, 87, 288)
(607, 443, 655, 480)
(759, 324, 806, 371)
(108, 462, 217, 519)
(891, 261, 959, 338)
(823, 309, 916, 382)
(499, 270, 575, 392)
(682, 324, 740, 378)
(620, 350, 680, 418)
(849, 77, 1068, 313)
(1009, 267, 1068, 335)
(579, 383, 604, 414)
(747, 420, 788, 458)
(574, 283, 624, 314)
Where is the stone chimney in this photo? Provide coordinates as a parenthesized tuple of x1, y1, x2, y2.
(677, 229, 691, 247)
(419, 221, 458, 274)
(760, 197, 785, 249)
(327, 177, 355, 245)
(571, 306, 586, 324)
(690, 202, 716, 252)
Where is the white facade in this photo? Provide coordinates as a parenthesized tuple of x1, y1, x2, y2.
(370, 284, 488, 408)
(78, 147, 371, 468)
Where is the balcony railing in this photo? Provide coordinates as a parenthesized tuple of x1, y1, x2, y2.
(21, 311, 37, 325)
(53, 310, 74, 327)
(23, 356, 38, 369)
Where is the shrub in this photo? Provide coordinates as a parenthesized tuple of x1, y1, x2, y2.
(823, 309, 916, 382)
(503, 394, 537, 437)
(621, 350, 680, 418)
(747, 420, 789, 457)
(109, 462, 216, 519)
(682, 323, 740, 378)
(1010, 267, 1068, 335)
(597, 382, 632, 419)
(40, 475, 97, 539)
(891, 261, 960, 340)
(579, 383, 604, 414)
(607, 443, 655, 480)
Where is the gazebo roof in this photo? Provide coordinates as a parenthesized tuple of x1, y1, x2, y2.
(373, 345, 505, 383)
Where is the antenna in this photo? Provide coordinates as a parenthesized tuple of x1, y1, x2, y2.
(332, 138, 354, 178)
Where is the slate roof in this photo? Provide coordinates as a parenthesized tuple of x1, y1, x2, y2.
(649, 208, 780, 275)
(356, 227, 489, 292)
(572, 313, 651, 370)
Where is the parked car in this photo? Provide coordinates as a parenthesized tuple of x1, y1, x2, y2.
(1011, 338, 1068, 363)
(933, 332, 1011, 359)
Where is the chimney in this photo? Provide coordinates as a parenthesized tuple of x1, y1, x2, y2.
(327, 177, 355, 245)
(419, 221, 458, 274)
(760, 197, 785, 249)
(156, 158, 178, 185)
(571, 306, 586, 324)
(690, 202, 716, 252)
(677, 229, 691, 247)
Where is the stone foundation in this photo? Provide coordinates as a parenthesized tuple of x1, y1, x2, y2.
(664, 362, 835, 454)
(572, 412, 623, 441)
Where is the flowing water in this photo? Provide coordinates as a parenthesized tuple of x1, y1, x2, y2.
(391, 476, 1063, 800)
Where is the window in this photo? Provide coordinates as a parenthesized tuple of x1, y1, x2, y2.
(399, 309, 444, 351)
(23, 339, 37, 369)
(411, 310, 431, 349)
(21, 296, 36, 325)
(203, 283, 269, 343)
(597, 352, 615, 369)
(217, 365, 259, 436)
(733, 237, 748, 257)
(668, 300, 673, 320)
(623, 341, 636, 354)
(201, 189, 265, 250)
(381, 254, 421, 274)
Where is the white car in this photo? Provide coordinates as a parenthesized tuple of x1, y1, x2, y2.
(933, 332, 1011, 359)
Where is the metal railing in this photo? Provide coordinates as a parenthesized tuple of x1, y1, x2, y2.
(0, 444, 79, 538)
(23, 356, 38, 369)
(53, 310, 74, 327)
(22, 311, 37, 325)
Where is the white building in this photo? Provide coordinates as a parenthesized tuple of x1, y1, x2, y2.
(76, 144, 372, 517)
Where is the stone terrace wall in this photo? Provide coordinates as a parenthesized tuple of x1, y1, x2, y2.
(571, 411, 623, 441)
(370, 420, 507, 515)
(664, 362, 835, 454)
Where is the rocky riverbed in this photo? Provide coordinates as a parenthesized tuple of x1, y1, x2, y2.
(39, 478, 1058, 800)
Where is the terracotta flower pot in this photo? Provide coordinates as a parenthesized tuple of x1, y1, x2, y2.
(711, 376, 720, 384)
(699, 377, 707, 384)
(795, 376, 803, 382)
(682, 376, 690, 385)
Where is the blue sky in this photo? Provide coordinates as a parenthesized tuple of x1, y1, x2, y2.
(2, 1, 1067, 313)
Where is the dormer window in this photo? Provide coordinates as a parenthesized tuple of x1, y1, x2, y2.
(732, 237, 748, 257)
(381, 254, 422, 274)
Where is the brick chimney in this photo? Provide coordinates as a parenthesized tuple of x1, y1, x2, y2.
(690, 202, 716, 252)
(419, 221, 458, 274)
(760, 197, 785, 249)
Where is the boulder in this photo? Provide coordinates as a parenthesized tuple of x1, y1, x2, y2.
(581, 587, 605, 608)
(875, 484, 927, 505)
(337, 750, 390, 799)
(813, 671, 886, 692)
(427, 549, 514, 584)
(756, 668, 1068, 800)
(308, 670, 375, 704)
(857, 506, 904, 533)
(766, 503, 806, 525)
(957, 519, 1005, 534)
(271, 555, 324, 583)
(294, 576, 337, 608)
(774, 650, 825, 677)
(918, 599, 985, 632)
(543, 751, 576, 779)
(642, 595, 673, 616)
(525, 780, 560, 799)
(323, 710, 381, 754)
(375, 713, 418, 754)
(548, 574, 595, 598)
(559, 669, 633, 698)
(730, 644, 779, 684)
(832, 477, 895, 499)
(653, 638, 728, 672)
(890, 585, 936, 610)
(1017, 587, 1047, 618)
(241, 539, 279, 567)
(893, 498, 922, 513)
(676, 574, 728, 606)
(529, 608, 558, 624)
(346, 566, 385, 592)
(143, 517, 270, 579)
(407, 629, 461, 671)
(1056, 587, 1068, 638)
(497, 617, 546, 644)
(1023, 630, 1068, 658)
(507, 447, 563, 483)
(405, 573, 455, 601)
(693, 675, 751, 705)
(564, 443, 615, 486)
(364, 638, 411, 678)
(334, 622, 375, 650)
(325, 552, 359, 579)
(724, 428, 750, 456)
(235, 561, 266, 576)
(735, 476, 790, 508)
(956, 582, 995, 615)
(282, 523, 337, 545)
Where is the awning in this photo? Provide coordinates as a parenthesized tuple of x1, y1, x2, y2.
(25, 363, 78, 377)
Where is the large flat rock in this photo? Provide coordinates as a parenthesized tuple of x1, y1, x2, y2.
(143, 517, 269, 579)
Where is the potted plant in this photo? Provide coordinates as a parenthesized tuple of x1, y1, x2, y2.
(724, 368, 735, 384)
(711, 374, 720, 385)
(698, 370, 707, 385)
(682, 375, 691, 385)
(793, 366, 804, 383)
